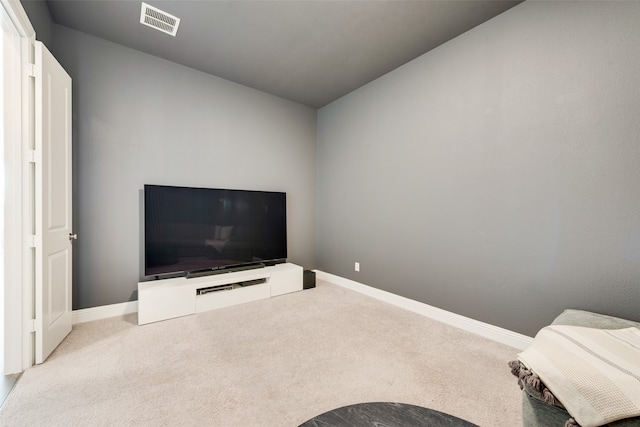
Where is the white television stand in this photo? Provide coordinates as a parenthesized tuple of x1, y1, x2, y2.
(137, 263, 303, 325)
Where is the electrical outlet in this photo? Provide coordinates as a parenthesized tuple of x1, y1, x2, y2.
(355, 262, 360, 272)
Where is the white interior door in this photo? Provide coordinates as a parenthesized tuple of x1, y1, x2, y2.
(34, 41, 72, 364)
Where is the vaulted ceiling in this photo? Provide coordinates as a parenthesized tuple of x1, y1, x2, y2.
(45, 1, 521, 108)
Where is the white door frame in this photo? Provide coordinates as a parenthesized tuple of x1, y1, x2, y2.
(2, 0, 35, 374)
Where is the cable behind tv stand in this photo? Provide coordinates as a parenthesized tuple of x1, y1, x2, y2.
(137, 263, 302, 325)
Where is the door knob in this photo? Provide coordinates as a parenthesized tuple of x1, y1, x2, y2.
(69, 233, 78, 241)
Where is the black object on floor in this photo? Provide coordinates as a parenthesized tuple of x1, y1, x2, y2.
(299, 402, 479, 427)
(303, 270, 316, 289)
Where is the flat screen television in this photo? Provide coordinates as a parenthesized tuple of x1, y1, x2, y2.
(144, 185, 287, 277)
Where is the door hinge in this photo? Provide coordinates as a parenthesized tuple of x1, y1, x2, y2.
(25, 63, 36, 78)
(25, 149, 40, 164)
(25, 235, 36, 248)
(26, 319, 37, 333)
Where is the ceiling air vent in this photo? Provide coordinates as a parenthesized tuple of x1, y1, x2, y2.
(140, 2, 180, 37)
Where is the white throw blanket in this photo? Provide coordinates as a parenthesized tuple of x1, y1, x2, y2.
(518, 325, 640, 427)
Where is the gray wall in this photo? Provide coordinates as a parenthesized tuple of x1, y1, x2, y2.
(317, 0, 640, 337)
(51, 25, 317, 310)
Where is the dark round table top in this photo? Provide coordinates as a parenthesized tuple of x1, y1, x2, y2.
(299, 402, 479, 427)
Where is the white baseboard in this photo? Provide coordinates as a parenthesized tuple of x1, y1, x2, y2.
(71, 273, 534, 350)
(72, 301, 138, 325)
(314, 270, 533, 350)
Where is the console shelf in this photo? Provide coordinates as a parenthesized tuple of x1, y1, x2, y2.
(137, 263, 303, 325)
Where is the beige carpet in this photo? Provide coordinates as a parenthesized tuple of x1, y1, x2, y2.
(1, 281, 522, 426)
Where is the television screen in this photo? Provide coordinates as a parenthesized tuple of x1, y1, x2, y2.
(144, 185, 287, 277)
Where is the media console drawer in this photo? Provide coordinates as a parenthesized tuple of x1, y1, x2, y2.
(137, 263, 303, 325)
(195, 282, 270, 312)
